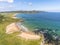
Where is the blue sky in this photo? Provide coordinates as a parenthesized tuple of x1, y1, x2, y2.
(0, 0, 60, 12)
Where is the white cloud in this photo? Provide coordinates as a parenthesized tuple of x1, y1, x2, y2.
(7, 0, 14, 3)
(0, 5, 14, 10)
(0, 0, 14, 3)
(0, 7, 4, 8)
(8, 5, 13, 7)
(28, 2, 32, 6)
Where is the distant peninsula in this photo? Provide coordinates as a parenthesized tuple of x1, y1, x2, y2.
(0, 10, 46, 13)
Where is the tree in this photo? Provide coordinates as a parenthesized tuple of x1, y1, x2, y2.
(0, 14, 5, 23)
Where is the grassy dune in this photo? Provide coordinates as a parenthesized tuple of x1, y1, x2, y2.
(0, 13, 43, 45)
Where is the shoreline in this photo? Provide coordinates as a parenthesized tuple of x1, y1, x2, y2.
(13, 13, 29, 32)
(12, 13, 19, 19)
(16, 23, 29, 32)
(12, 13, 29, 32)
(6, 22, 41, 40)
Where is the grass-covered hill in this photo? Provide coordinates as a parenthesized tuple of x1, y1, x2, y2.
(0, 13, 43, 45)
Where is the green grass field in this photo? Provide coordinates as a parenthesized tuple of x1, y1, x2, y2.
(0, 13, 43, 45)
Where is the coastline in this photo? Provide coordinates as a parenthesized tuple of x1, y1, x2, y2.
(6, 13, 29, 34)
(16, 23, 29, 32)
(5, 13, 41, 40)
(1, 13, 58, 45)
(0, 13, 42, 45)
(12, 13, 29, 32)
(12, 13, 18, 19)
(6, 22, 41, 40)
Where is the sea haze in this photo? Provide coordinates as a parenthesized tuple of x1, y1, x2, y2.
(16, 12, 60, 35)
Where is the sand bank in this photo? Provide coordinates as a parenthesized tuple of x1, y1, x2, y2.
(6, 23, 40, 40)
(6, 23, 21, 34)
(6, 23, 29, 34)
(17, 32, 40, 40)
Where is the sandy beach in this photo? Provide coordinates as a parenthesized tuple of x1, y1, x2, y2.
(5, 13, 41, 40)
(6, 22, 40, 40)
(6, 23, 21, 34)
(17, 32, 40, 40)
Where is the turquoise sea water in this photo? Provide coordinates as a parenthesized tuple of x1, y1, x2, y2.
(16, 12, 60, 35)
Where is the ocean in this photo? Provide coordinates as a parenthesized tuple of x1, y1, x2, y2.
(16, 12, 60, 35)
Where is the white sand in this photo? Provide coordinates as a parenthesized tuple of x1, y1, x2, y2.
(17, 32, 40, 40)
(6, 23, 21, 34)
(6, 23, 40, 40)
(6, 22, 29, 34)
